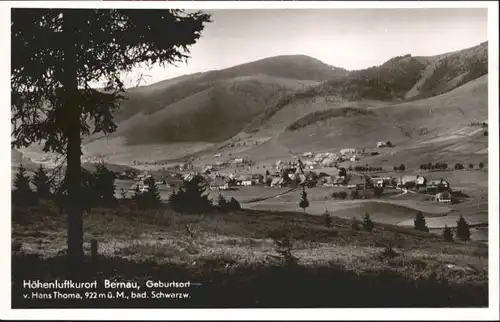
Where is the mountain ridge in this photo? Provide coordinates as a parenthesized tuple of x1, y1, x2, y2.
(79, 41, 488, 163)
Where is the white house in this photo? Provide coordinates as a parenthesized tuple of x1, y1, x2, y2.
(350, 155, 360, 162)
(399, 175, 426, 187)
(241, 180, 253, 186)
(377, 141, 387, 148)
(434, 191, 452, 203)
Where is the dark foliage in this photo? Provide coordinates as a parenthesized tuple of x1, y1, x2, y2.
(12, 165, 36, 206)
(11, 8, 211, 263)
(299, 187, 309, 213)
(362, 212, 375, 233)
(443, 225, 454, 242)
(414, 211, 429, 233)
(269, 231, 299, 267)
(287, 107, 374, 132)
(323, 209, 333, 228)
(456, 215, 471, 241)
(350, 189, 360, 200)
(217, 195, 241, 213)
(169, 174, 214, 213)
(373, 186, 384, 198)
(93, 163, 116, 208)
(135, 177, 162, 210)
(32, 165, 53, 200)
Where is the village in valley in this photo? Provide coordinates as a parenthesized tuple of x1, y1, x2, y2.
(105, 133, 487, 239)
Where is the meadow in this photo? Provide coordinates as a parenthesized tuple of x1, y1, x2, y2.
(12, 196, 488, 308)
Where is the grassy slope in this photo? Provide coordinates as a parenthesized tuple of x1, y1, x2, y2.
(12, 201, 488, 307)
(90, 55, 346, 145)
(229, 73, 487, 163)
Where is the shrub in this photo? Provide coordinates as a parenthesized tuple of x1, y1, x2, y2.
(443, 225, 454, 242)
(269, 231, 298, 266)
(454, 163, 464, 170)
(399, 164, 406, 171)
(456, 215, 471, 241)
(380, 240, 398, 259)
(478, 162, 484, 169)
(362, 212, 375, 233)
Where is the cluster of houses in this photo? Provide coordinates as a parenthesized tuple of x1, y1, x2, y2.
(274, 149, 362, 171)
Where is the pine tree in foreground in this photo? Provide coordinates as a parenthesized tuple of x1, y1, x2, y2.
(456, 215, 471, 241)
(443, 225, 454, 242)
(414, 211, 429, 232)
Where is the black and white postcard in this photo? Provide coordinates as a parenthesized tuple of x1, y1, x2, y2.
(2, 1, 499, 320)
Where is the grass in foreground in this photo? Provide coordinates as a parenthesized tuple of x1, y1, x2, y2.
(11, 200, 488, 308)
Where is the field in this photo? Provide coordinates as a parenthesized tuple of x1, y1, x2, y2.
(12, 199, 488, 308)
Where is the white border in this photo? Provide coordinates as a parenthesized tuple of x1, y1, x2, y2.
(1, 1, 498, 321)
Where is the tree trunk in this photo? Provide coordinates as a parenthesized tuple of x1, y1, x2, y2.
(62, 10, 84, 268)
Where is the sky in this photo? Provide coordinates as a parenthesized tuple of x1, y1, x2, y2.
(122, 8, 488, 87)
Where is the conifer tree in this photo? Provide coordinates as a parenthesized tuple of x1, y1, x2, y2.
(456, 215, 471, 241)
(323, 208, 332, 228)
(362, 212, 374, 233)
(414, 211, 429, 232)
(13, 164, 34, 205)
(137, 177, 162, 209)
(228, 197, 241, 211)
(93, 163, 116, 207)
(299, 186, 309, 213)
(32, 165, 52, 200)
(12, 8, 211, 264)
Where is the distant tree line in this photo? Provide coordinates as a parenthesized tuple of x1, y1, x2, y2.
(12, 164, 242, 214)
(350, 165, 383, 173)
